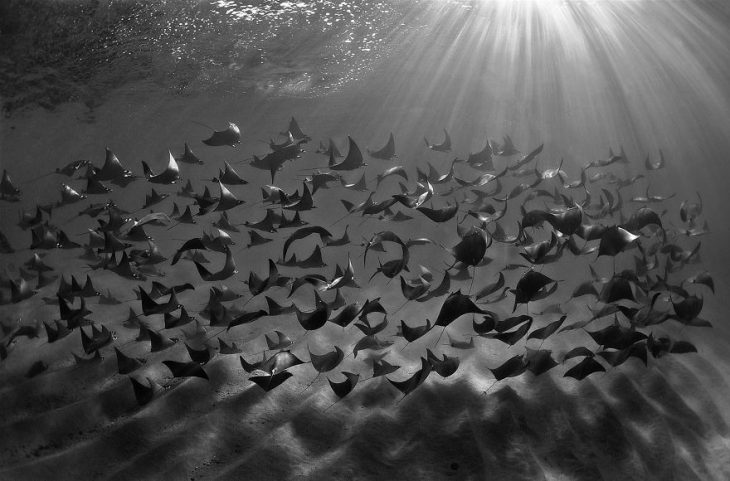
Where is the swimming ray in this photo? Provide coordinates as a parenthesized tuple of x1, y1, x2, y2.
(44, 320, 71, 343)
(399, 276, 430, 301)
(329, 136, 366, 170)
(79, 323, 112, 354)
(465, 139, 493, 170)
(372, 359, 400, 378)
(219, 338, 242, 355)
(416, 201, 458, 223)
(226, 309, 268, 331)
(399, 318, 432, 343)
(264, 330, 293, 351)
(511, 270, 557, 312)
(164, 306, 196, 329)
(367, 132, 396, 160)
(282, 225, 332, 259)
(130, 377, 157, 406)
(526, 315, 567, 342)
(91, 148, 135, 184)
(416, 270, 451, 303)
(354, 315, 388, 336)
(115, 347, 145, 375)
(353, 335, 393, 358)
(424, 128, 452, 152)
(143, 189, 169, 209)
(265, 296, 296, 316)
(202, 122, 241, 147)
(327, 303, 361, 328)
(176, 142, 203, 164)
(597, 226, 639, 257)
(563, 357, 605, 380)
(194, 246, 237, 281)
(489, 354, 528, 381)
(329, 371, 360, 399)
(295, 291, 331, 331)
(309, 345, 345, 373)
(282, 182, 314, 211)
(524, 349, 558, 376)
(142, 151, 180, 184)
(426, 349, 460, 377)
(213, 211, 240, 233)
(685, 271, 714, 293)
(387, 357, 432, 397)
(449, 226, 489, 267)
(149, 329, 177, 352)
(340, 170, 369, 191)
(185, 343, 212, 365)
(210, 180, 244, 213)
(56, 159, 92, 177)
(162, 360, 209, 380)
(473, 311, 498, 335)
(507, 143, 544, 172)
(58, 183, 87, 206)
(322, 256, 358, 291)
(214, 161, 248, 185)
(250, 371, 294, 392)
(246, 209, 280, 233)
(435, 291, 486, 328)
(282, 117, 311, 142)
(84, 177, 112, 195)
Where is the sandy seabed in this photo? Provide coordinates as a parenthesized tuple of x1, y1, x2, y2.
(2, 1, 730, 480)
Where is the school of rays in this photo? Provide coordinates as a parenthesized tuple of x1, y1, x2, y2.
(0, 114, 714, 413)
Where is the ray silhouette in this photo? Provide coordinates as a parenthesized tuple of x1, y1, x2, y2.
(352, 335, 393, 358)
(193, 246, 237, 281)
(142, 151, 180, 184)
(449, 226, 489, 267)
(149, 329, 176, 352)
(43, 320, 71, 343)
(91, 148, 135, 184)
(282, 117, 310, 142)
(218, 338, 242, 355)
(250, 371, 294, 392)
(176, 142, 203, 164)
(185, 343, 212, 364)
(202, 122, 241, 147)
(162, 360, 209, 380)
(507, 143, 544, 172)
(143, 189, 168, 209)
(424, 128, 452, 152)
(388, 357, 432, 397)
(79, 323, 112, 354)
(329, 371, 360, 399)
(295, 291, 331, 331)
(426, 349, 460, 377)
(511, 270, 557, 312)
(282, 226, 331, 259)
(115, 347, 145, 374)
(214, 161, 248, 185)
(329, 136, 366, 170)
(399, 276, 430, 301)
(489, 354, 528, 381)
(367, 132, 396, 160)
(416, 202, 458, 223)
(226, 309, 268, 331)
(465, 139, 493, 170)
(309, 345, 345, 373)
(328, 303, 361, 328)
(564, 357, 605, 381)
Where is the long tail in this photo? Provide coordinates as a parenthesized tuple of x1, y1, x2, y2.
(191, 120, 216, 131)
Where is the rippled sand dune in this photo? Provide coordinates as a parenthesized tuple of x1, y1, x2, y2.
(2, 1, 730, 480)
